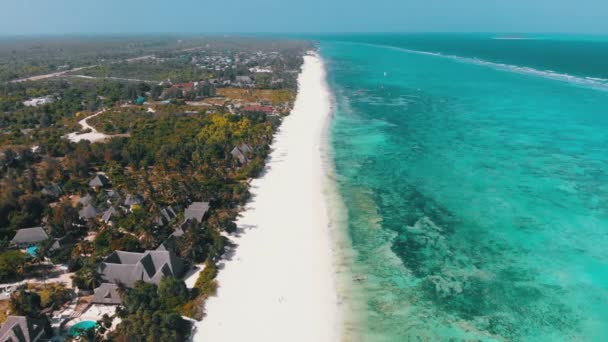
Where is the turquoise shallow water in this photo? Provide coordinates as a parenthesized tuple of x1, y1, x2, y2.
(321, 35, 608, 341)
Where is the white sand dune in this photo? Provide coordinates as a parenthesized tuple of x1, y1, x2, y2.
(193, 53, 340, 341)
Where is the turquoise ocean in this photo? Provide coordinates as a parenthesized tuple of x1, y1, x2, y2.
(316, 34, 608, 341)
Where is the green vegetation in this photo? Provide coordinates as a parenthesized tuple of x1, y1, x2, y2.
(0, 36, 222, 82)
(9, 288, 42, 317)
(2, 288, 53, 338)
(87, 107, 151, 134)
(0, 36, 310, 341)
(194, 260, 218, 297)
(217, 87, 296, 105)
(37, 283, 72, 309)
(114, 279, 192, 341)
(78, 59, 211, 84)
(181, 260, 219, 319)
(72, 259, 101, 291)
(0, 250, 27, 281)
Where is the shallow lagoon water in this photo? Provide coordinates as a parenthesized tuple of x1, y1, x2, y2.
(322, 35, 608, 341)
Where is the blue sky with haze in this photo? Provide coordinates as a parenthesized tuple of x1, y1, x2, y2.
(1, 0, 607, 35)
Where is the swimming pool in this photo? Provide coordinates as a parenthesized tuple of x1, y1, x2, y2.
(68, 320, 97, 337)
(25, 246, 38, 258)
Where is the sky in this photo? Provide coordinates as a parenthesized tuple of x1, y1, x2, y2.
(1, 0, 607, 35)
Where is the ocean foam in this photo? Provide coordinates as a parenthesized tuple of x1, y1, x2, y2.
(491, 37, 536, 40)
(367, 44, 608, 92)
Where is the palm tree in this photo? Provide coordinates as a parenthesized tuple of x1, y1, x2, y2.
(96, 314, 114, 341)
(139, 230, 156, 250)
(73, 264, 101, 291)
(37, 240, 51, 261)
(83, 267, 101, 290)
(34, 240, 52, 284)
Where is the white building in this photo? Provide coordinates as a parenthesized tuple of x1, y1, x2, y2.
(23, 95, 55, 107)
(249, 66, 272, 73)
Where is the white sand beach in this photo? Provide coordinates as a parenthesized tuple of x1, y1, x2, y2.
(193, 53, 340, 341)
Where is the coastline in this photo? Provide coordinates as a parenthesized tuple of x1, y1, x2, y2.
(319, 69, 369, 342)
(193, 52, 345, 341)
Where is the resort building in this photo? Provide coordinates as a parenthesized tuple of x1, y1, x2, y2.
(154, 206, 178, 226)
(10, 227, 49, 248)
(41, 183, 62, 199)
(184, 202, 210, 223)
(92, 283, 122, 305)
(241, 105, 274, 114)
(101, 206, 118, 225)
(235, 75, 254, 87)
(50, 235, 76, 252)
(22, 95, 55, 107)
(249, 66, 272, 73)
(79, 193, 93, 206)
(97, 250, 186, 288)
(230, 143, 253, 165)
(157, 216, 201, 253)
(123, 194, 143, 211)
(0, 316, 47, 342)
(88, 174, 110, 189)
(78, 204, 98, 220)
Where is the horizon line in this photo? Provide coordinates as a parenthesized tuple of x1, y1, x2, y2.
(1, 31, 608, 39)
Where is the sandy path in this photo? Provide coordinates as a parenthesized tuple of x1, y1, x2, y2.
(10, 66, 96, 83)
(65, 110, 113, 143)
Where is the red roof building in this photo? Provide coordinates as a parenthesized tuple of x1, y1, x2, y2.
(241, 105, 273, 113)
(174, 82, 195, 89)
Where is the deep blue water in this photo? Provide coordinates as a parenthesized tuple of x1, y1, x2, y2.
(321, 34, 608, 341)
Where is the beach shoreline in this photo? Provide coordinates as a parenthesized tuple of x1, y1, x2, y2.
(193, 52, 346, 342)
(319, 65, 369, 342)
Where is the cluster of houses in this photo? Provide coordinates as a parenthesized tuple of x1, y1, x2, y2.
(1, 166, 221, 340)
(94, 200, 209, 298)
(108, 49, 297, 119)
(8, 139, 249, 250)
(190, 50, 278, 75)
(230, 143, 254, 165)
(158, 80, 217, 101)
(0, 44, 304, 341)
(1, 158, 260, 332)
(191, 53, 235, 73)
(2, 79, 260, 338)
(157, 48, 291, 98)
(155, 75, 260, 101)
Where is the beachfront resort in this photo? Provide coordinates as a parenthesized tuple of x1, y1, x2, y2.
(0, 37, 311, 341)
